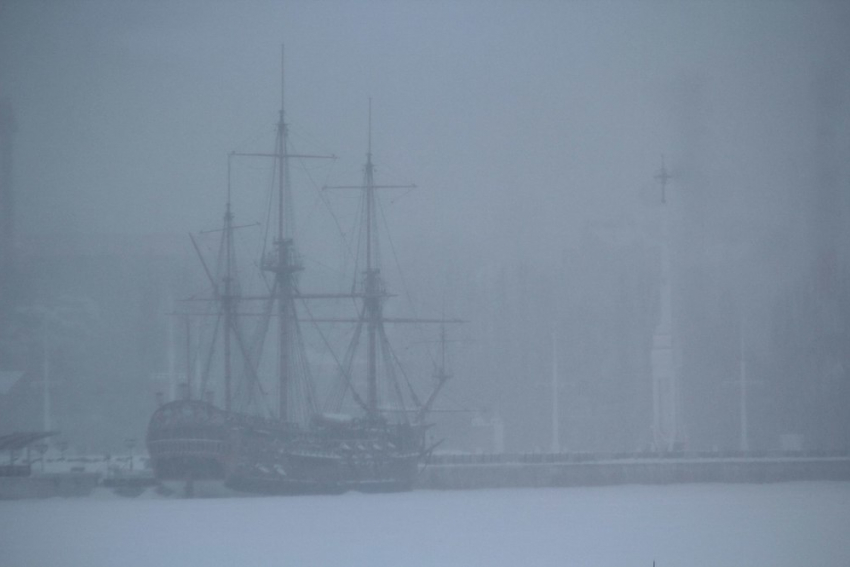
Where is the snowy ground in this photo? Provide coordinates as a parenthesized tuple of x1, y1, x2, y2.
(2, 482, 849, 567)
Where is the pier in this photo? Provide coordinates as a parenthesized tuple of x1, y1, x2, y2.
(417, 451, 850, 490)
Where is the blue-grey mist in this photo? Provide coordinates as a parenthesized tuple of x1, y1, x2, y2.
(0, 0, 848, 455)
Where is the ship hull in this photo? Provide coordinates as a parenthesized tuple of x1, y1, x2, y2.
(159, 479, 245, 499)
(146, 400, 423, 497)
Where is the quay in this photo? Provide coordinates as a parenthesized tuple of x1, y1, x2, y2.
(0, 432, 154, 499)
(417, 451, 850, 490)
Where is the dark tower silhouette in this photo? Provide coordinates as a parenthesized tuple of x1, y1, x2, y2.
(769, 64, 850, 451)
(806, 65, 848, 450)
(0, 99, 16, 321)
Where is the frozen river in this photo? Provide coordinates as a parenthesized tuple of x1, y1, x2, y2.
(2, 482, 849, 567)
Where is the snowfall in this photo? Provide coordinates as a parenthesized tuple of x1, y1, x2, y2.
(2, 482, 849, 567)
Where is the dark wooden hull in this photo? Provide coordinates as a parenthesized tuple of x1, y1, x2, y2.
(146, 400, 423, 497)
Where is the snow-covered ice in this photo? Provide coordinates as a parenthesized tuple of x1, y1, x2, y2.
(2, 482, 849, 567)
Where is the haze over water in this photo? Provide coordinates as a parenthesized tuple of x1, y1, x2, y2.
(1, 0, 848, 455)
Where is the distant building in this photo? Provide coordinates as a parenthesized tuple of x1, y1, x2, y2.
(558, 219, 657, 453)
(3, 231, 195, 451)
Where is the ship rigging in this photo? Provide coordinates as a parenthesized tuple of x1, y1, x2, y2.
(146, 50, 458, 497)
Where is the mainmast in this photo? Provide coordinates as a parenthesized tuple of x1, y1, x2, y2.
(239, 46, 333, 421)
(268, 45, 302, 422)
(185, 50, 331, 420)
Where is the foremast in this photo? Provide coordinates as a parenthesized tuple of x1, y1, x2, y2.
(186, 157, 241, 413)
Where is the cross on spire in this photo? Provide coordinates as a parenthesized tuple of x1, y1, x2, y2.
(654, 155, 672, 204)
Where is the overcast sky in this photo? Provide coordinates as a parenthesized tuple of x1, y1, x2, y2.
(1, 0, 848, 272)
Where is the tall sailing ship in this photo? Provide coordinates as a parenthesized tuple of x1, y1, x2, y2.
(146, 56, 453, 497)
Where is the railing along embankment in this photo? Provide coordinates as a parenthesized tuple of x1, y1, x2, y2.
(417, 450, 850, 490)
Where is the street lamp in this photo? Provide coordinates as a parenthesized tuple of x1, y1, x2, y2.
(124, 438, 136, 472)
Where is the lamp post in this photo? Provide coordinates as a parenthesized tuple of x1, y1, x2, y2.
(125, 438, 136, 472)
(34, 442, 47, 473)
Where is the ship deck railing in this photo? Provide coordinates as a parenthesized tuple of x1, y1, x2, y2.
(148, 439, 228, 457)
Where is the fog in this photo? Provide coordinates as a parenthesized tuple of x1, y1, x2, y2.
(0, 1, 848, 455)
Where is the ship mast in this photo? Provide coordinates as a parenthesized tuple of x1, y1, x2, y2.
(225, 46, 300, 421)
(236, 46, 334, 422)
(356, 100, 422, 420)
(275, 48, 290, 421)
(324, 102, 463, 422)
(326, 100, 409, 420)
(363, 99, 381, 417)
(186, 49, 335, 419)
(223, 155, 235, 411)
(267, 46, 302, 422)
